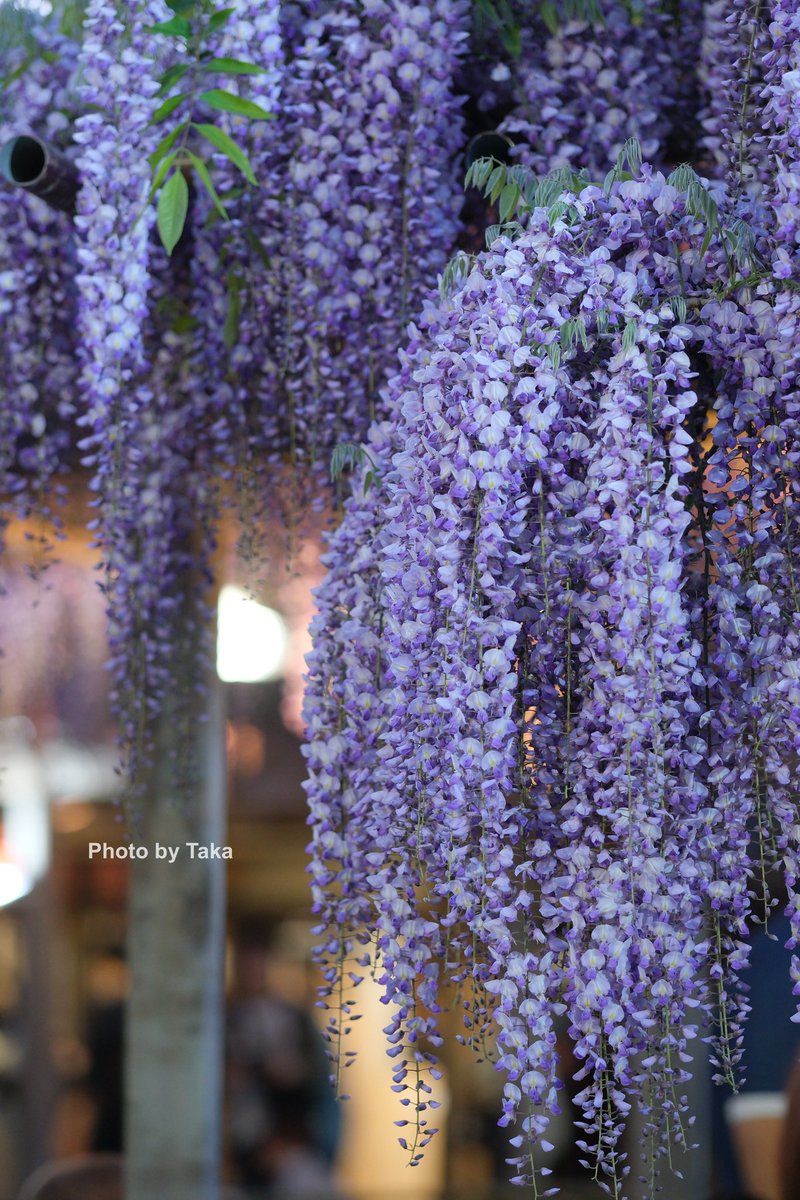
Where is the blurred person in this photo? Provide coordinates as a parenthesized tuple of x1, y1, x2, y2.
(84, 951, 127, 1154)
(226, 919, 342, 1198)
(714, 901, 800, 1200)
(780, 1054, 800, 1200)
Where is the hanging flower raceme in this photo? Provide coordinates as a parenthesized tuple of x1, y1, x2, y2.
(188, 0, 286, 547)
(499, 1, 683, 179)
(72, 0, 208, 801)
(305, 164, 755, 1190)
(698, 0, 771, 192)
(753, 1, 800, 977)
(252, 0, 468, 493)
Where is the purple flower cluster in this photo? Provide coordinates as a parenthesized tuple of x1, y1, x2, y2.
(0, 20, 79, 552)
(263, 0, 468, 482)
(189, 0, 286, 545)
(305, 169, 742, 1188)
(187, 0, 468, 555)
(500, 2, 684, 179)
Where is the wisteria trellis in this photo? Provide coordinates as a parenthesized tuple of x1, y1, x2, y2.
(1, 0, 800, 1193)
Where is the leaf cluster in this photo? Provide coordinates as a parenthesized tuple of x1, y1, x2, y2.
(465, 155, 588, 242)
(330, 442, 379, 495)
(473, 0, 521, 58)
(148, 0, 273, 254)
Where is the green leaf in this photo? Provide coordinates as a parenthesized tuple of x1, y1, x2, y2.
(172, 313, 199, 334)
(621, 136, 642, 176)
(500, 20, 522, 58)
(547, 342, 562, 372)
(223, 272, 242, 350)
(158, 62, 189, 95)
(166, 0, 196, 12)
(148, 15, 191, 37)
(201, 56, 264, 76)
(622, 319, 638, 352)
(151, 93, 186, 124)
(487, 163, 507, 204)
(184, 150, 228, 220)
(603, 166, 619, 196)
(465, 157, 493, 194)
(193, 123, 257, 184)
(198, 89, 272, 120)
(157, 170, 189, 256)
(547, 199, 568, 226)
(439, 251, 471, 299)
(208, 7, 235, 33)
(670, 295, 688, 323)
(541, 1, 560, 34)
(148, 151, 180, 203)
(149, 123, 187, 169)
(667, 163, 694, 192)
(485, 224, 502, 248)
(498, 182, 520, 223)
(330, 442, 365, 481)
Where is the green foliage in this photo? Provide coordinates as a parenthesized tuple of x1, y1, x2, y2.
(197, 88, 272, 120)
(560, 316, 589, 354)
(157, 168, 189, 255)
(465, 156, 588, 241)
(473, 0, 521, 58)
(439, 251, 471, 300)
(603, 136, 643, 194)
(193, 123, 256, 184)
(223, 270, 242, 350)
(670, 295, 688, 323)
(539, 0, 604, 34)
(330, 443, 379, 494)
(147, 0, 270, 255)
(621, 318, 638, 353)
(663, 163, 757, 276)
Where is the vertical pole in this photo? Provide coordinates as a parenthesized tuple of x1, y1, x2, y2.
(123, 679, 226, 1200)
(18, 878, 55, 1178)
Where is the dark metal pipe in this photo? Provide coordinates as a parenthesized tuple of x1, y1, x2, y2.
(465, 130, 515, 169)
(0, 135, 79, 216)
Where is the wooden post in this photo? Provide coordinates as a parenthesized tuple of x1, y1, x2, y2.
(123, 679, 227, 1200)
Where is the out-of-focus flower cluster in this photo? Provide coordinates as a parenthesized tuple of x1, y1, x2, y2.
(0, 0, 468, 796)
(193, 0, 469, 540)
(498, 1, 700, 179)
(0, 21, 78, 552)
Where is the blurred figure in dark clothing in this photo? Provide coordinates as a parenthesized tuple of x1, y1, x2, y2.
(226, 920, 342, 1198)
(85, 1000, 124, 1153)
(84, 951, 127, 1154)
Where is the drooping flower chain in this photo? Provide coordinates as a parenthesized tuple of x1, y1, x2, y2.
(304, 171, 750, 1190)
(500, 2, 680, 179)
(73, 0, 204, 801)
